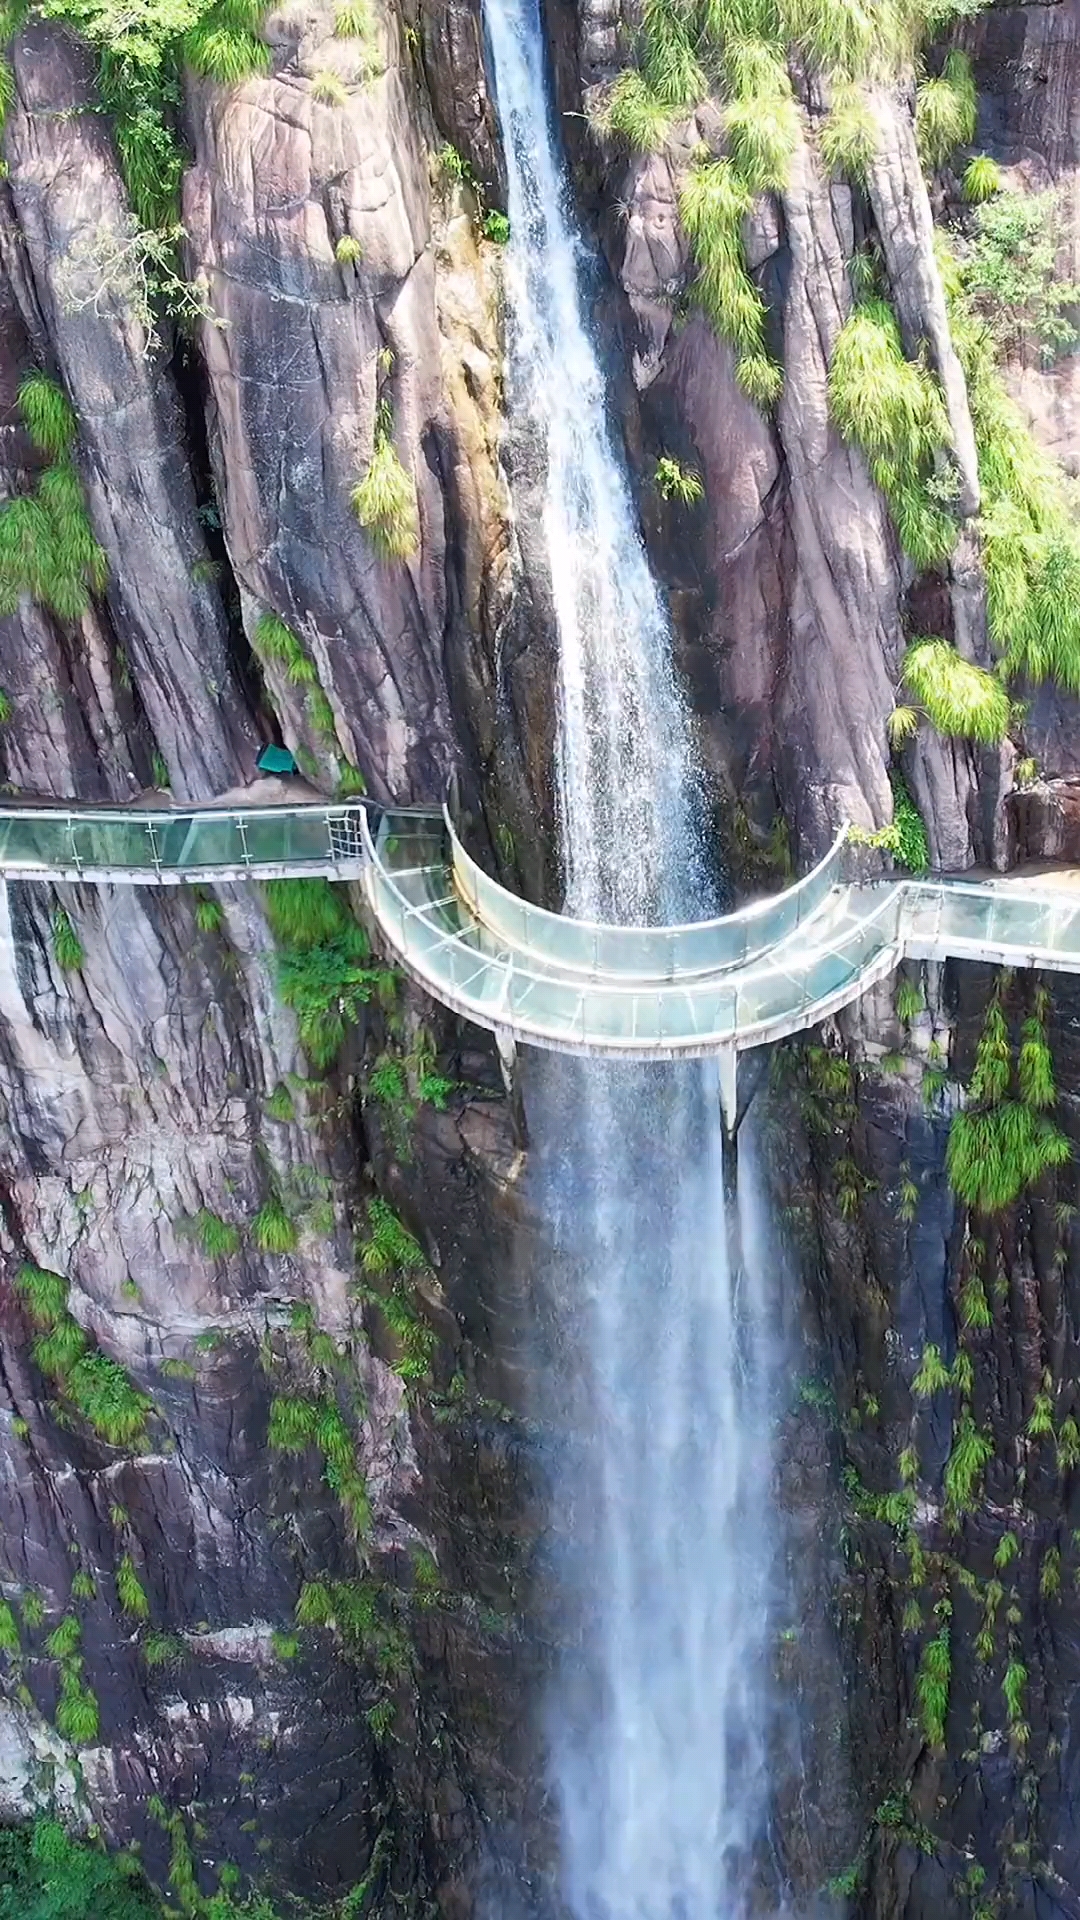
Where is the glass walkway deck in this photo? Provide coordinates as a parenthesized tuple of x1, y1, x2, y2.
(0, 798, 1077, 1114)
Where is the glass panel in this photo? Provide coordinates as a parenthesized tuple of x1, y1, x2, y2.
(447, 820, 849, 982)
(504, 974, 576, 1038)
(987, 894, 1051, 953)
(939, 889, 995, 947)
(0, 815, 80, 868)
(902, 885, 943, 946)
(151, 815, 245, 869)
(244, 811, 333, 865)
(674, 919, 749, 976)
(577, 986, 642, 1043)
(736, 965, 807, 1029)
(70, 816, 160, 869)
(1044, 900, 1080, 955)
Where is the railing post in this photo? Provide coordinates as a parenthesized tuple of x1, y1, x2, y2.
(236, 817, 252, 867)
(145, 819, 161, 878)
(67, 817, 82, 876)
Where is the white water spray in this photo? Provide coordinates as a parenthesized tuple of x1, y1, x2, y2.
(483, 0, 779, 1912)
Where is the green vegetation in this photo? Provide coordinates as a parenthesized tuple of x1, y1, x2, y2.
(0, 379, 108, 624)
(142, 1630, 185, 1669)
(0, 1818, 161, 1919)
(483, 209, 511, 245)
(264, 1081, 296, 1123)
(915, 1623, 950, 1747)
(819, 83, 878, 180)
(184, 1, 272, 84)
(181, 1208, 241, 1259)
(334, 0, 373, 36)
(849, 772, 929, 874)
(192, 889, 224, 935)
(251, 1194, 298, 1256)
(252, 610, 317, 686)
(962, 189, 1080, 364)
(678, 160, 781, 400)
(912, 1343, 950, 1397)
(356, 1199, 435, 1379)
(1002, 1656, 1027, 1723)
(828, 298, 956, 572)
(14, 1263, 152, 1448)
(899, 637, 1010, 744)
(55, 1659, 99, 1743)
(310, 67, 348, 105)
(947, 991, 1070, 1212)
(944, 1409, 993, 1517)
(335, 234, 363, 266)
(17, 374, 77, 460)
(263, 877, 384, 1069)
(116, 1553, 150, 1618)
(44, 1615, 81, 1660)
(269, 1393, 371, 1536)
(295, 1577, 407, 1674)
(655, 455, 704, 504)
(963, 154, 1002, 204)
(358, 1197, 425, 1276)
(895, 977, 923, 1023)
(350, 403, 419, 562)
(601, 68, 674, 148)
(914, 50, 976, 170)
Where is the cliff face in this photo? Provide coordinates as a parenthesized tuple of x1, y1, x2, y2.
(2, 0, 1080, 1914)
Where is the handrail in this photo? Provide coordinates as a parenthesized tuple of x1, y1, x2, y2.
(0, 799, 439, 824)
(443, 800, 850, 980)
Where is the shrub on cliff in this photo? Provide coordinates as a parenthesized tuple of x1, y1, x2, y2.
(0, 1818, 158, 1920)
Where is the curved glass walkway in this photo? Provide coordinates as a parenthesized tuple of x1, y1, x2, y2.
(1, 798, 1078, 1102)
(359, 806, 1080, 1084)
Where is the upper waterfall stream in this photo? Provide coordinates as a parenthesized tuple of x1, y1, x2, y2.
(482, 0, 780, 1913)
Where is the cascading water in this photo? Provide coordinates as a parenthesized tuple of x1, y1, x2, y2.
(482, 0, 780, 1914)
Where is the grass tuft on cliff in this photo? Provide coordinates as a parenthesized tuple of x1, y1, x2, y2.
(14, 1262, 152, 1449)
(915, 1623, 950, 1748)
(679, 161, 762, 353)
(914, 50, 976, 170)
(827, 298, 957, 571)
(900, 638, 1010, 743)
(947, 992, 1071, 1213)
(351, 420, 420, 562)
(655, 455, 704, 505)
(962, 154, 1002, 204)
(723, 78, 800, 195)
(598, 68, 673, 152)
(818, 83, 878, 180)
(18, 374, 77, 460)
(183, 2, 272, 85)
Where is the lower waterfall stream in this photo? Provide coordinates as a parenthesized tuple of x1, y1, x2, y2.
(482, 0, 781, 1913)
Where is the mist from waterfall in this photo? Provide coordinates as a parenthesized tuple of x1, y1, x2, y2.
(482, 0, 780, 1914)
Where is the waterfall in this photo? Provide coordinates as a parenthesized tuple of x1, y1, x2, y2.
(482, 0, 779, 1914)
(483, 0, 706, 924)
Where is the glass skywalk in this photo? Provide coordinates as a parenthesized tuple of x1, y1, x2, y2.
(0, 799, 1074, 1076)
